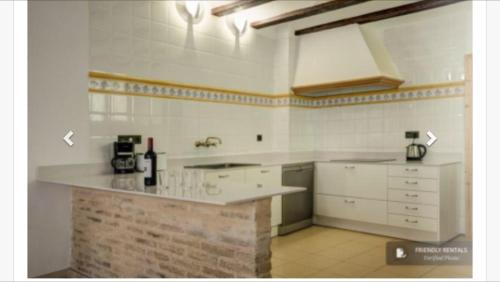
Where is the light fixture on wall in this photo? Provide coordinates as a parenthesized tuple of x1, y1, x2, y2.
(225, 15, 248, 37)
(185, 1, 201, 18)
(176, 1, 204, 23)
(233, 17, 248, 35)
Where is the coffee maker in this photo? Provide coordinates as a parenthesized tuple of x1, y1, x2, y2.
(111, 141, 136, 174)
(405, 131, 427, 161)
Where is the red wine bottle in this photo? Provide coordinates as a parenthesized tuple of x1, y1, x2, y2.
(144, 137, 157, 186)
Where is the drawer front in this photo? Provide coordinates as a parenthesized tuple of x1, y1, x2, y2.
(246, 166, 281, 189)
(315, 163, 387, 200)
(388, 202, 438, 219)
(388, 189, 438, 206)
(388, 214, 437, 232)
(204, 169, 245, 185)
(315, 194, 387, 225)
(388, 165, 439, 179)
(388, 177, 438, 192)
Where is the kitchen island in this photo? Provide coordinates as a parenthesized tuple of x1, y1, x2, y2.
(38, 165, 304, 278)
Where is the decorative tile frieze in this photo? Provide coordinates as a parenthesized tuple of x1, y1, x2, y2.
(88, 71, 465, 108)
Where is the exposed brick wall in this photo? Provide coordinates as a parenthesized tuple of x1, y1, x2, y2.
(71, 188, 271, 278)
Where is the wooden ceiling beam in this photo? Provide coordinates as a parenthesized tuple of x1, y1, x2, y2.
(295, 0, 465, 36)
(251, 0, 371, 29)
(211, 0, 274, 17)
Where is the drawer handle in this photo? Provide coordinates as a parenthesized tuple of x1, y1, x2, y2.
(260, 170, 270, 174)
(405, 168, 419, 172)
(257, 184, 263, 188)
(218, 175, 230, 179)
(405, 206, 419, 211)
(405, 181, 419, 185)
(405, 219, 419, 224)
(405, 193, 419, 198)
(344, 199, 355, 204)
(344, 166, 355, 169)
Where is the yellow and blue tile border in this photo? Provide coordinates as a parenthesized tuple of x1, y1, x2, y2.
(89, 71, 465, 108)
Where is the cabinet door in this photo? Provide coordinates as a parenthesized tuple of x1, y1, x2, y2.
(315, 194, 387, 224)
(246, 166, 282, 226)
(315, 163, 387, 200)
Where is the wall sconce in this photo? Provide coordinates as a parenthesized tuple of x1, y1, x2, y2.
(233, 17, 248, 35)
(176, 1, 204, 23)
(185, 1, 201, 18)
(225, 15, 248, 37)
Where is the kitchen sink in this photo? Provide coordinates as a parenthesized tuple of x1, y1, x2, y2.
(184, 163, 261, 169)
(329, 158, 396, 163)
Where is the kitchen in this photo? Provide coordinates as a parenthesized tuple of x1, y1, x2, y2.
(28, 0, 472, 279)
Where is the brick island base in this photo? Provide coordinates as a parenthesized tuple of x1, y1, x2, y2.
(71, 188, 272, 278)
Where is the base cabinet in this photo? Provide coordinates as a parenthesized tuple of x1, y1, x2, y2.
(314, 162, 460, 242)
(205, 166, 282, 228)
(315, 194, 387, 225)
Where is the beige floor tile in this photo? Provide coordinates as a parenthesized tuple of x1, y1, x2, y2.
(272, 245, 308, 261)
(366, 265, 434, 278)
(271, 256, 291, 268)
(272, 234, 303, 247)
(350, 233, 396, 246)
(319, 240, 378, 259)
(422, 265, 472, 278)
(287, 235, 352, 254)
(292, 253, 343, 269)
(345, 252, 387, 269)
(311, 262, 379, 278)
(271, 261, 323, 278)
(365, 269, 408, 278)
(363, 246, 387, 258)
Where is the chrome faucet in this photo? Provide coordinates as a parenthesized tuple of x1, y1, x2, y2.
(195, 137, 222, 148)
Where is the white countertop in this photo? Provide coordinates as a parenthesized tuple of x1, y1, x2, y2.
(167, 151, 461, 168)
(38, 171, 305, 206)
(37, 151, 461, 205)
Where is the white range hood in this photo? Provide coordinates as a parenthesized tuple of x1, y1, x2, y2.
(292, 24, 404, 97)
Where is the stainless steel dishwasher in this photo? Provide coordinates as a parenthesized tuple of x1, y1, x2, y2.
(278, 163, 314, 235)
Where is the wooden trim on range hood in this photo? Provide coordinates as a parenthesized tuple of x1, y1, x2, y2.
(292, 76, 404, 97)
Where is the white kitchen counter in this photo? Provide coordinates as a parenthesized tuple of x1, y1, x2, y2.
(38, 170, 305, 206)
(37, 151, 460, 205)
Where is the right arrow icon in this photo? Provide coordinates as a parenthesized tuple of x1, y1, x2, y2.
(426, 131, 437, 146)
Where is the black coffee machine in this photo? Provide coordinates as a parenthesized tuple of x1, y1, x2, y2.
(111, 141, 136, 174)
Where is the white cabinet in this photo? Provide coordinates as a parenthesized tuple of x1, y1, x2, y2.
(315, 194, 387, 225)
(315, 162, 387, 200)
(388, 177, 438, 192)
(314, 161, 460, 242)
(204, 169, 245, 185)
(204, 166, 283, 228)
(388, 189, 438, 205)
(246, 166, 282, 227)
(388, 202, 438, 219)
(388, 165, 439, 179)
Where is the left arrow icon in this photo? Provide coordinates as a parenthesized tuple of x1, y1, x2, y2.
(63, 130, 74, 146)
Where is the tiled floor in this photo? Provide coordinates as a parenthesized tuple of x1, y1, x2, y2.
(271, 226, 472, 278)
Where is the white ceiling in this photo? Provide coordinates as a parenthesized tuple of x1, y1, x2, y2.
(207, 0, 422, 38)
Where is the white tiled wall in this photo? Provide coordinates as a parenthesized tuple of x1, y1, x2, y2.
(89, 1, 277, 94)
(89, 1, 470, 159)
(310, 98, 465, 155)
(89, 94, 276, 162)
